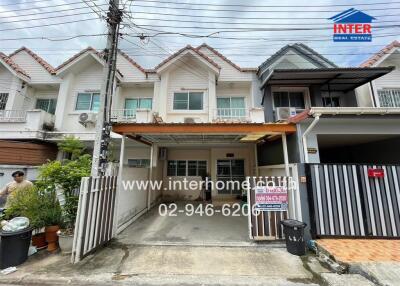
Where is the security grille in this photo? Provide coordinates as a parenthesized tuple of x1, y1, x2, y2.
(0, 93, 8, 110)
(378, 89, 400, 107)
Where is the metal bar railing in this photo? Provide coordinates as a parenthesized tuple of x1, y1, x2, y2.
(110, 109, 136, 122)
(0, 110, 27, 122)
(215, 108, 248, 120)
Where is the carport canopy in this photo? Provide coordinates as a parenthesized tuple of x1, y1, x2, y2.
(112, 122, 296, 145)
(263, 67, 394, 92)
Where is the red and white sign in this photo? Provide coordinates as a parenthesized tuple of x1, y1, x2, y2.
(368, 168, 385, 178)
(254, 186, 288, 211)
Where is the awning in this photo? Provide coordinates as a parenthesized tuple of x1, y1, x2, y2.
(263, 67, 394, 92)
(112, 122, 296, 144)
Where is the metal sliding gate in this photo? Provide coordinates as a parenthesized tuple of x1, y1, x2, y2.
(71, 176, 118, 263)
(307, 164, 400, 238)
(247, 176, 301, 240)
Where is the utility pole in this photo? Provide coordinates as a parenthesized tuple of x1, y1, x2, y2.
(91, 0, 122, 176)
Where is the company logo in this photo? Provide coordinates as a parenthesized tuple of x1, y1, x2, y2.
(328, 8, 376, 42)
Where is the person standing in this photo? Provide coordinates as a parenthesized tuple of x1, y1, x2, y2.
(0, 171, 33, 208)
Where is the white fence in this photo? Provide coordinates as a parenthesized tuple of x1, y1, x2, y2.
(71, 176, 117, 263)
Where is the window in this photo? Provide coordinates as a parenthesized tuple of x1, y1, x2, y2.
(217, 97, 245, 118)
(273, 91, 305, 109)
(124, 98, 152, 116)
(0, 93, 8, 110)
(322, 97, 340, 107)
(167, 160, 207, 176)
(127, 159, 150, 168)
(36, 98, 57, 114)
(378, 89, 400, 107)
(75, 92, 100, 111)
(173, 92, 203, 110)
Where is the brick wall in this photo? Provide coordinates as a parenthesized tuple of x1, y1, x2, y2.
(0, 141, 57, 165)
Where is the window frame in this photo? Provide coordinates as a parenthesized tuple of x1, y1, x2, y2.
(35, 98, 57, 114)
(0, 93, 9, 110)
(377, 88, 400, 107)
(167, 160, 207, 177)
(272, 91, 306, 110)
(173, 91, 204, 111)
(127, 159, 150, 168)
(75, 91, 100, 112)
(322, 96, 341, 107)
(124, 97, 153, 110)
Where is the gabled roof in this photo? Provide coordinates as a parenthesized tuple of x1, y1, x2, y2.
(258, 43, 338, 75)
(117, 50, 155, 74)
(54, 47, 102, 73)
(0, 52, 30, 81)
(196, 43, 257, 72)
(329, 8, 376, 23)
(9, 47, 55, 74)
(154, 45, 220, 72)
(360, 40, 400, 67)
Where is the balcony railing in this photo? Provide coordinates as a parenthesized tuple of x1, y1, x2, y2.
(110, 109, 136, 122)
(214, 108, 248, 121)
(0, 110, 27, 122)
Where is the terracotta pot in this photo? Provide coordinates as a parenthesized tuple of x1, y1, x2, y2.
(32, 233, 47, 249)
(45, 225, 60, 252)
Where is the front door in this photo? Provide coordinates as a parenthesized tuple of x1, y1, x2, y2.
(216, 159, 245, 195)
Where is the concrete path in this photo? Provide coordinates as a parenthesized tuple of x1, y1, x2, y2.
(0, 242, 326, 285)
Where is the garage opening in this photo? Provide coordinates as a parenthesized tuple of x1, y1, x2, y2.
(318, 134, 400, 164)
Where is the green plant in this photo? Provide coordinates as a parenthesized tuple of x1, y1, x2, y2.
(4, 186, 46, 229)
(35, 137, 91, 230)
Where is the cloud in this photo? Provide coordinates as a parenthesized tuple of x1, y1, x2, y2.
(0, 0, 398, 68)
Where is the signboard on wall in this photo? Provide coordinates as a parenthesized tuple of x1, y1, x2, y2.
(254, 185, 288, 211)
(368, 168, 385, 178)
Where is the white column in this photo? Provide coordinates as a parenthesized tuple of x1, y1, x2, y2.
(114, 135, 125, 235)
(55, 73, 75, 130)
(5, 76, 22, 110)
(158, 73, 168, 121)
(147, 144, 154, 210)
(282, 133, 290, 176)
(208, 71, 216, 122)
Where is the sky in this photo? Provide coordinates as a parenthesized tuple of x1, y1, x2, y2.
(0, 0, 399, 69)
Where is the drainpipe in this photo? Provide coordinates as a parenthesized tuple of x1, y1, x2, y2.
(302, 115, 320, 163)
(147, 144, 154, 211)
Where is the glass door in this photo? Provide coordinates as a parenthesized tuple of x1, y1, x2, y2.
(216, 159, 245, 195)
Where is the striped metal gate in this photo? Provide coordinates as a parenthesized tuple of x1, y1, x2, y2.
(247, 176, 300, 240)
(307, 164, 400, 238)
(71, 176, 118, 263)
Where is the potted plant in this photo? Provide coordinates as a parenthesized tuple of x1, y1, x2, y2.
(4, 186, 48, 249)
(35, 137, 91, 253)
(41, 191, 63, 252)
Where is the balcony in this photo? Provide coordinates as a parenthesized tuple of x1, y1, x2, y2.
(214, 108, 264, 123)
(110, 108, 153, 123)
(0, 109, 55, 139)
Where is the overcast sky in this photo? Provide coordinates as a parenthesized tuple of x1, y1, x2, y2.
(0, 0, 399, 69)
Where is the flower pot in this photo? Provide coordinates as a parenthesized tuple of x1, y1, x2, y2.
(31, 233, 47, 250)
(57, 231, 74, 254)
(45, 225, 59, 252)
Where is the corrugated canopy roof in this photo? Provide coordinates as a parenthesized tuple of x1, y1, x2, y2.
(264, 67, 394, 92)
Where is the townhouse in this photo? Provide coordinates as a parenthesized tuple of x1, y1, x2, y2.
(1, 41, 399, 242)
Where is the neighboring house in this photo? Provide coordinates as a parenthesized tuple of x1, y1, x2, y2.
(257, 42, 400, 240)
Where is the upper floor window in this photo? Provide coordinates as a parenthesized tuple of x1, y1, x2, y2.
(217, 97, 245, 118)
(36, 98, 57, 114)
(322, 96, 340, 107)
(173, 92, 203, 110)
(125, 98, 152, 111)
(378, 89, 400, 107)
(75, 92, 100, 111)
(0, 93, 8, 110)
(273, 91, 305, 109)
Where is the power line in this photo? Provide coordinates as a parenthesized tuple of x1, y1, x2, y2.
(0, 1, 102, 14)
(129, 3, 400, 13)
(0, 17, 101, 32)
(0, 11, 98, 24)
(127, 10, 400, 20)
(0, 33, 108, 42)
(1, 0, 82, 6)
(129, 0, 400, 8)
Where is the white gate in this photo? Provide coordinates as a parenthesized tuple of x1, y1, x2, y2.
(71, 176, 117, 263)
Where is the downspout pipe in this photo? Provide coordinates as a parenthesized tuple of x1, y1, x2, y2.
(302, 115, 320, 163)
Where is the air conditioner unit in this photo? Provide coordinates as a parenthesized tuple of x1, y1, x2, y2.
(275, 107, 297, 121)
(184, 117, 197, 123)
(159, 147, 167, 160)
(79, 112, 97, 127)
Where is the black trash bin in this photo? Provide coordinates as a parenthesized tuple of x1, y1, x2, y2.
(280, 219, 307, 256)
(0, 227, 32, 269)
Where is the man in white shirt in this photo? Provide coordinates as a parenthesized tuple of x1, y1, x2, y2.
(0, 171, 33, 208)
